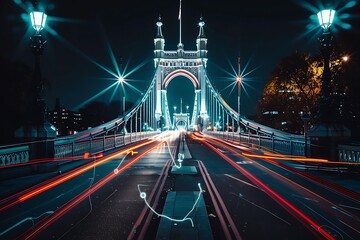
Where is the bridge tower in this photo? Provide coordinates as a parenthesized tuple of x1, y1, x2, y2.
(153, 16, 208, 129)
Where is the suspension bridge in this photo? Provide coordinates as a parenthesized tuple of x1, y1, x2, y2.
(0, 7, 359, 240)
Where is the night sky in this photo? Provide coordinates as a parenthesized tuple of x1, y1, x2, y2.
(1, 0, 358, 116)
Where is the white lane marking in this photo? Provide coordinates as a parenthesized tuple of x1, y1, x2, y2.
(331, 206, 353, 218)
(338, 219, 360, 234)
(224, 174, 262, 191)
(236, 161, 253, 164)
(56, 193, 65, 199)
(338, 204, 360, 211)
(217, 148, 227, 153)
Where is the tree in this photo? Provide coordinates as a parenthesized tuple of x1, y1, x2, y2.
(256, 49, 357, 135)
(256, 52, 322, 134)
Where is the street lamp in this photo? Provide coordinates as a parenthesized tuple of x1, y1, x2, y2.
(186, 105, 189, 112)
(14, 7, 56, 157)
(118, 76, 125, 115)
(316, 9, 335, 123)
(236, 56, 242, 132)
(27, 8, 55, 138)
(174, 106, 177, 113)
(308, 9, 351, 160)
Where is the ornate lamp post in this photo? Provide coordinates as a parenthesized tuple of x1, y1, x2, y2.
(317, 9, 335, 123)
(30, 11, 48, 127)
(308, 9, 351, 160)
(15, 7, 56, 158)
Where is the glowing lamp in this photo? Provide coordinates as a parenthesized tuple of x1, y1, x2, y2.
(236, 76, 242, 82)
(118, 76, 124, 83)
(29, 11, 47, 32)
(317, 9, 335, 30)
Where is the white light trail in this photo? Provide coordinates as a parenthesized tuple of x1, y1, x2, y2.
(137, 183, 203, 227)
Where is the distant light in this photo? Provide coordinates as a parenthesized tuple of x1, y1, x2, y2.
(118, 76, 124, 83)
(29, 11, 47, 32)
(236, 76, 242, 82)
(317, 9, 335, 30)
(342, 56, 349, 62)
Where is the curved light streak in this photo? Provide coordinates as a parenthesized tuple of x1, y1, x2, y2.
(137, 183, 203, 227)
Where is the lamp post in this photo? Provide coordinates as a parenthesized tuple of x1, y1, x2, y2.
(118, 76, 125, 115)
(236, 56, 242, 132)
(27, 9, 55, 138)
(15, 7, 56, 158)
(30, 11, 48, 127)
(317, 9, 335, 123)
(308, 9, 351, 160)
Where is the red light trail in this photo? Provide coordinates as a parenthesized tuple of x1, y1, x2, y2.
(192, 134, 335, 240)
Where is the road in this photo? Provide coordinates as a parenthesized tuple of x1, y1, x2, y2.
(0, 131, 359, 240)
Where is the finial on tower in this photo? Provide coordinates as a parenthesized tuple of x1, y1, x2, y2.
(198, 16, 206, 38)
(156, 15, 164, 38)
(177, 0, 183, 50)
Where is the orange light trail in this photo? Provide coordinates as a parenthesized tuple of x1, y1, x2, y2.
(193, 135, 335, 240)
(251, 152, 360, 165)
(22, 141, 163, 240)
(242, 152, 330, 163)
(0, 139, 156, 213)
(18, 140, 155, 202)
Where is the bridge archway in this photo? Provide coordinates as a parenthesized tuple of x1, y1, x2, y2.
(163, 69, 200, 90)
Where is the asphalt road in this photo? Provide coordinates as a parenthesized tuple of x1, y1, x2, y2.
(190, 134, 360, 240)
(1, 131, 359, 240)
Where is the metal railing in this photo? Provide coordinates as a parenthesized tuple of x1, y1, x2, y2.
(338, 144, 360, 163)
(54, 131, 158, 158)
(206, 131, 307, 156)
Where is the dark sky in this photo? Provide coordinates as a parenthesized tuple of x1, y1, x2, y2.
(1, 0, 358, 116)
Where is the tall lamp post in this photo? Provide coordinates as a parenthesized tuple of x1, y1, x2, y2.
(236, 56, 242, 132)
(317, 9, 335, 123)
(308, 9, 351, 160)
(15, 8, 56, 158)
(118, 76, 125, 115)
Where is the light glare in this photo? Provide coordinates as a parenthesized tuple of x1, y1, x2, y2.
(118, 76, 124, 83)
(29, 11, 47, 32)
(317, 9, 335, 30)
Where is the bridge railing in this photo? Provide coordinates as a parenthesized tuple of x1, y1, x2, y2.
(338, 144, 360, 163)
(206, 131, 308, 156)
(54, 131, 158, 158)
(0, 145, 30, 166)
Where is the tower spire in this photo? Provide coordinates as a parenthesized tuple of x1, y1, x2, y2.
(177, 0, 183, 50)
